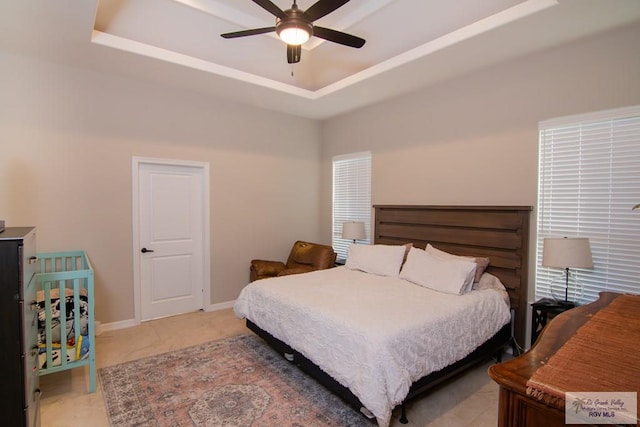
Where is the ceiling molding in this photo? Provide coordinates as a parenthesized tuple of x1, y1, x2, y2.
(3, 0, 640, 119)
(93, 0, 558, 99)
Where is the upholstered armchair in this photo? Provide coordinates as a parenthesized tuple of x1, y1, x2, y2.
(250, 240, 337, 282)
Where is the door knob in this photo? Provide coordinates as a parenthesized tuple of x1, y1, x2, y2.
(141, 247, 155, 253)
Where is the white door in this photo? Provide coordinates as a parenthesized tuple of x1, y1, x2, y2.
(133, 159, 208, 321)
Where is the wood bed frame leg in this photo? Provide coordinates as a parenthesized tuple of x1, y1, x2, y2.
(399, 403, 408, 424)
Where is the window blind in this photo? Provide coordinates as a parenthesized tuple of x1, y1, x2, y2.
(332, 151, 372, 260)
(536, 105, 640, 304)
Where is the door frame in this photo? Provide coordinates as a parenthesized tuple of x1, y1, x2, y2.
(131, 156, 211, 324)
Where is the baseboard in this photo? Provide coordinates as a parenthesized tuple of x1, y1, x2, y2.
(205, 300, 236, 311)
(98, 301, 236, 334)
(100, 318, 137, 333)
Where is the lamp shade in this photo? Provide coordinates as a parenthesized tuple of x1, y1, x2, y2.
(342, 221, 365, 241)
(542, 237, 593, 269)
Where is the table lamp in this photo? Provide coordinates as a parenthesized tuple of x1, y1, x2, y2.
(342, 221, 365, 244)
(542, 237, 593, 305)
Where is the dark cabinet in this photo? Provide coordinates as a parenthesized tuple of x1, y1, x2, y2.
(0, 227, 40, 427)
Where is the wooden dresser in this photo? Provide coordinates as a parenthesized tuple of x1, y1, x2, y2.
(0, 227, 40, 427)
(488, 292, 638, 427)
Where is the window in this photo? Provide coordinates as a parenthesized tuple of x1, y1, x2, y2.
(536, 106, 640, 304)
(332, 151, 372, 260)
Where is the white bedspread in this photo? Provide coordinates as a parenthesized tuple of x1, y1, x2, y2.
(234, 266, 511, 426)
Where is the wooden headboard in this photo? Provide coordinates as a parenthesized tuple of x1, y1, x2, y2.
(374, 205, 532, 348)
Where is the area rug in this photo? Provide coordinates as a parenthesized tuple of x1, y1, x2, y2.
(99, 333, 370, 426)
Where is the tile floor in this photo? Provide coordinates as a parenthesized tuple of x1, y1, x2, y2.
(39, 308, 505, 426)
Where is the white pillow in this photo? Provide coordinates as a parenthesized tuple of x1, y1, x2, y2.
(426, 244, 479, 292)
(345, 244, 406, 277)
(473, 272, 510, 307)
(400, 247, 477, 295)
(426, 243, 474, 262)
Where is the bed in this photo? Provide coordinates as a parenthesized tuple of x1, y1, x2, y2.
(235, 205, 531, 426)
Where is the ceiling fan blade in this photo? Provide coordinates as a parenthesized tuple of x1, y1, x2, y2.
(313, 26, 365, 48)
(221, 27, 276, 39)
(287, 44, 301, 64)
(252, 0, 286, 19)
(304, 0, 350, 22)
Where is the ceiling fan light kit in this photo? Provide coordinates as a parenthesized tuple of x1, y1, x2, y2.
(276, 1, 311, 45)
(221, 0, 365, 64)
(276, 25, 311, 46)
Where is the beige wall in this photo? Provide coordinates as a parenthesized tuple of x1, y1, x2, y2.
(2, 23, 639, 326)
(1, 52, 322, 324)
(319, 23, 640, 300)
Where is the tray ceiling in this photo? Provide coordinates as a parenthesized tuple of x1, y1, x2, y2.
(2, 0, 640, 119)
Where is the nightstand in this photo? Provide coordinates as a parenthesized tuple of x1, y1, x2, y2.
(530, 298, 575, 346)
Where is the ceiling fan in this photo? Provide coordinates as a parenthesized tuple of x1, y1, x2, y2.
(220, 0, 366, 64)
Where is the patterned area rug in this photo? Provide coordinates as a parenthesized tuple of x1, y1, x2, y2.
(99, 333, 370, 426)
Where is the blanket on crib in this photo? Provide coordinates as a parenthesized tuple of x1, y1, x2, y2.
(37, 288, 89, 344)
